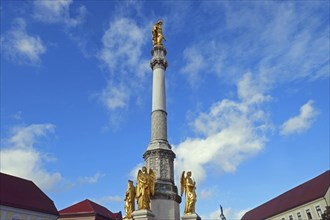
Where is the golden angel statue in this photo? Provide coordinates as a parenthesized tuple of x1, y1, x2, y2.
(181, 171, 197, 214)
(124, 180, 135, 219)
(152, 19, 166, 46)
(136, 166, 155, 210)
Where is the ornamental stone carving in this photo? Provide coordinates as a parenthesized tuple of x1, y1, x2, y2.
(150, 46, 168, 70)
(151, 110, 167, 141)
(144, 149, 176, 182)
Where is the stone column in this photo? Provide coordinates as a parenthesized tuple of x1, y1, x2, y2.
(143, 45, 181, 220)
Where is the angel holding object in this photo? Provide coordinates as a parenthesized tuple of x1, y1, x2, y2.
(136, 166, 155, 210)
(181, 171, 197, 214)
(152, 19, 166, 46)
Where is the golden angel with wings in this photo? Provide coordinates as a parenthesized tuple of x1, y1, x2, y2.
(136, 166, 155, 210)
(180, 171, 197, 214)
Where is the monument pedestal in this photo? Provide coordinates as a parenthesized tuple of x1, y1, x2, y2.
(132, 210, 155, 220)
(182, 213, 201, 220)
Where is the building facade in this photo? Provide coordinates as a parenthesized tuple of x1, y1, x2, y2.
(0, 172, 58, 220)
(242, 170, 330, 220)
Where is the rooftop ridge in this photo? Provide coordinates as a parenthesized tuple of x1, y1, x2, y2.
(242, 170, 330, 220)
(0, 172, 58, 216)
(59, 199, 121, 219)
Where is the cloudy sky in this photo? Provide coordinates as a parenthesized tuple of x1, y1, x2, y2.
(1, 1, 329, 219)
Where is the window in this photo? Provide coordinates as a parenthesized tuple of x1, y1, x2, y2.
(289, 215, 293, 220)
(297, 212, 302, 220)
(306, 209, 313, 220)
(316, 206, 323, 217)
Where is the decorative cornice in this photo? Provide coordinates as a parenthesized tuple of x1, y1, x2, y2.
(150, 58, 168, 70)
(151, 109, 167, 115)
(143, 148, 176, 160)
(150, 45, 168, 70)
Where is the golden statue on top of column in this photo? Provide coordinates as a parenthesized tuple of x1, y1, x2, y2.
(152, 19, 166, 46)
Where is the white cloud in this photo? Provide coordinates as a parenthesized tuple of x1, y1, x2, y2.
(199, 188, 215, 200)
(100, 81, 130, 111)
(174, 73, 270, 182)
(180, 2, 329, 90)
(97, 17, 150, 117)
(181, 47, 206, 87)
(235, 209, 250, 220)
(280, 100, 318, 136)
(12, 111, 23, 120)
(129, 162, 144, 181)
(205, 208, 221, 220)
(237, 73, 271, 104)
(206, 207, 249, 220)
(96, 195, 123, 203)
(175, 3, 327, 181)
(237, 2, 329, 82)
(2, 18, 46, 65)
(33, 0, 86, 27)
(0, 124, 61, 191)
(180, 41, 224, 87)
(99, 17, 147, 73)
(78, 172, 105, 184)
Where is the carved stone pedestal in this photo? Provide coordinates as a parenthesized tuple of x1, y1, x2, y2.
(132, 210, 155, 220)
(182, 213, 201, 220)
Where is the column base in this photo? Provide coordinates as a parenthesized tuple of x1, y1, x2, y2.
(151, 198, 180, 220)
(182, 213, 201, 220)
(132, 209, 155, 220)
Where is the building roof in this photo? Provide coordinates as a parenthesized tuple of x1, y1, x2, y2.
(242, 170, 330, 220)
(0, 172, 58, 216)
(59, 199, 122, 220)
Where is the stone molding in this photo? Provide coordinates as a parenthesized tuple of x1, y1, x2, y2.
(132, 209, 155, 220)
(150, 46, 168, 70)
(147, 140, 171, 150)
(150, 60, 168, 70)
(143, 148, 176, 162)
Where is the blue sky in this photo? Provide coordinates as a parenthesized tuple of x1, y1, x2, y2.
(1, 1, 329, 219)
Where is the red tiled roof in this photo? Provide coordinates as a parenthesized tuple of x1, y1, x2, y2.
(0, 172, 58, 216)
(242, 170, 330, 220)
(59, 199, 122, 220)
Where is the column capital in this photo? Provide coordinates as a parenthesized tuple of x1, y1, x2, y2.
(150, 58, 168, 70)
(150, 45, 168, 70)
